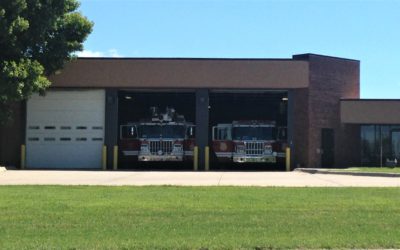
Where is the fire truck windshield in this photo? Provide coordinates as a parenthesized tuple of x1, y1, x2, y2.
(139, 125, 186, 139)
(232, 126, 275, 141)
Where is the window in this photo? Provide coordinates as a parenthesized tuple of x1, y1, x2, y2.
(361, 125, 400, 165)
(212, 125, 232, 140)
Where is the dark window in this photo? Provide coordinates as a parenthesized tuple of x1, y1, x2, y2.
(361, 125, 376, 164)
(232, 126, 274, 141)
(361, 125, 400, 166)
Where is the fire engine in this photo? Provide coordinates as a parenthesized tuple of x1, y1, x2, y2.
(119, 107, 195, 162)
(212, 121, 287, 164)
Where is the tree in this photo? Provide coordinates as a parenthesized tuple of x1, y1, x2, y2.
(0, 0, 93, 123)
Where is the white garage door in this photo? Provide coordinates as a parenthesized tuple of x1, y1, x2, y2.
(26, 90, 105, 169)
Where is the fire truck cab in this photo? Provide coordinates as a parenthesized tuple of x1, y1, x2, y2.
(119, 107, 195, 162)
(212, 121, 287, 164)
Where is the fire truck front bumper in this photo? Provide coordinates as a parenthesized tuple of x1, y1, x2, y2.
(138, 154, 183, 162)
(233, 155, 277, 163)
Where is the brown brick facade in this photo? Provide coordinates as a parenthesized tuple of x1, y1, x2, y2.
(293, 54, 360, 167)
(0, 54, 363, 168)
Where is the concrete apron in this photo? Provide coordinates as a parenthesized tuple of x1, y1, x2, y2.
(0, 170, 399, 187)
(295, 168, 400, 178)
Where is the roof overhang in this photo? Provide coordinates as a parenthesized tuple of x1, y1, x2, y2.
(341, 99, 400, 124)
(49, 58, 309, 89)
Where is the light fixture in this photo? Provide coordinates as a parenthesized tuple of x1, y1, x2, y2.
(282, 97, 288, 101)
(125, 96, 132, 100)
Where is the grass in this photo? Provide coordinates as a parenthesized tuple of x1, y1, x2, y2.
(334, 167, 400, 173)
(0, 186, 400, 249)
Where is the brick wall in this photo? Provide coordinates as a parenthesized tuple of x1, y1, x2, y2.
(291, 88, 309, 168)
(300, 54, 360, 167)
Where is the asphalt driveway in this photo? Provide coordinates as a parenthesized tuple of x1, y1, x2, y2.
(0, 169, 399, 186)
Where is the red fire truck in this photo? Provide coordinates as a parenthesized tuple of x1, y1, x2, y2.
(119, 107, 195, 162)
(212, 121, 287, 164)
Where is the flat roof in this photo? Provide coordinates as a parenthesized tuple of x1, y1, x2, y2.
(75, 53, 358, 62)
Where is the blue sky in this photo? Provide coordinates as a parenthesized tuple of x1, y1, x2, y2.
(78, 0, 400, 99)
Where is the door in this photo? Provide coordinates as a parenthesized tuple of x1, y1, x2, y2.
(321, 128, 334, 168)
(212, 124, 232, 141)
(26, 90, 105, 168)
(212, 124, 233, 159)
(392, 130, 400, 160)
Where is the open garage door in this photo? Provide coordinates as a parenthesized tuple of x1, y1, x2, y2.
(26, 90, 105, 168)
(209, 90, 288, 170)
(118, 90, 195, 170)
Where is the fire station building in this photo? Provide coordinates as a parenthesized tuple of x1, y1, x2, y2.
(1, 53, 400, 170)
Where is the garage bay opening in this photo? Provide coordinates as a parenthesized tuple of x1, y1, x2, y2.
(209, 91, 288, 171)
(118, 90, 195, 170)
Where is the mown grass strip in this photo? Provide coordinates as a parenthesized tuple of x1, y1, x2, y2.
(0, 186, 399, 249)
(341, 167, 400, 173)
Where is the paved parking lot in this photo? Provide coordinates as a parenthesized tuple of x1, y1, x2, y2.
(0, 170, 399, 186)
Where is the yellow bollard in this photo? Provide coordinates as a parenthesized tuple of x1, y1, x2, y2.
(102, 145, 107, 170)
(205, 146, 210, 171)
(113, 145, 118, 170)
(285, 147, 291, 171)
(20, 144, 26, 169)
(193, 146, 198, 171)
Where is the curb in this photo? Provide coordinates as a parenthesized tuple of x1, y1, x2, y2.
(295, 168, 400, 178)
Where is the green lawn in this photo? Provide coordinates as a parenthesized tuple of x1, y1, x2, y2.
(1, 186, 400, 249)
(335, 167, 400, 173)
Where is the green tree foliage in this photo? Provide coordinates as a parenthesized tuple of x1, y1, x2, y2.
(0, 0, 93, 123)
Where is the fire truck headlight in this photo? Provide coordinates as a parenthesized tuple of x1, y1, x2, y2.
(236, 145, 245, 154)
(141, 144, 150, 153)
(264, 145, 273, 154)
(173, 144, 183, 152)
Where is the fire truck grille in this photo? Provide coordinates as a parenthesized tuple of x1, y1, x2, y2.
(245, 142, 264, 155)
(149, 140, 173, 154)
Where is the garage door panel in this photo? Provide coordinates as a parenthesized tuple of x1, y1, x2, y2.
(28, 100, 105, 112)
(27, 144, 102, 168)
(27, 111, 104, 124)
(26, 90, 105, 169)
